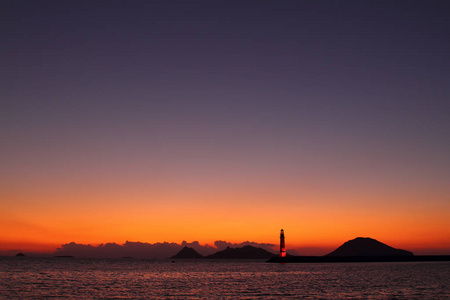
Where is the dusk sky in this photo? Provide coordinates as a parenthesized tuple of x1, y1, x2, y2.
(2, 1, 449, 255)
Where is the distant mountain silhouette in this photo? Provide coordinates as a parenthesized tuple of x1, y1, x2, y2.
(15, 252, 25, 257)
(326, 237, 413, 256)
(205, 245, 275, 259)
(171, 246, 204, 259)
(52, 240, 274, 259)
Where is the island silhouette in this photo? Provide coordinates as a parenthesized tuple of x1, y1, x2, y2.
(268, 236, 450, 263)
(326, 237, 413, 257)
(170, 237, 419, 261)
(12, 235, 448, 262)
(171, 245, 275, 259)
(171, 246, 204, 259)
(51, 240, 276, 259)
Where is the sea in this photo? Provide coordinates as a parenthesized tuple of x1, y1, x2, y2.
(1, 257, 449, 299)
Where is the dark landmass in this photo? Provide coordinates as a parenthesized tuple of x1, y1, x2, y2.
(55, 255, 74, 258)
(15, 252, 26, 257)
(268, 237, 450, 263)
(53, 240, 275, 259)
(326, 237, 413, 256)
(268, 255, 450, 263)
(171, 247, 204, 259)
(205, 245, 275, 259)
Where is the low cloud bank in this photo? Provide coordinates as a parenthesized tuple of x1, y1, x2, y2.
(54, 240, 277, 259)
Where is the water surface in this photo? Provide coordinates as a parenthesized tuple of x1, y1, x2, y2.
(1, 258, 448, 299)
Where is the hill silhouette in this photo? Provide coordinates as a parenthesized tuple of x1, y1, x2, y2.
(51, 240, 274, 259)
(171, 246, 204, 259)
(326, 237, 413, 256)
(205, 245, 275, 259)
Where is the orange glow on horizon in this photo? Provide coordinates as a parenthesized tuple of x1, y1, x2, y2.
(1, 176, 449, 255)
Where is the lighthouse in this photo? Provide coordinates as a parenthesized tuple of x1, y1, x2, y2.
(279, 229, 286, 257)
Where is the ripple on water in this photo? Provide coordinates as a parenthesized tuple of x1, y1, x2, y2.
(0, 259, 449, 299)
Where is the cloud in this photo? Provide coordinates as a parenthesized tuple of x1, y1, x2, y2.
(180, 241, 217, 256)
(54, 240, 277, 259)
(213, 240, 276, 252)
(55, 241, 180, 259)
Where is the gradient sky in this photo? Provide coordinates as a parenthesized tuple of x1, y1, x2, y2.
(1, 1, 450, 255)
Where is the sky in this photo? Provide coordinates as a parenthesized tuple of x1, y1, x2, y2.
(1, 0, 450, 256)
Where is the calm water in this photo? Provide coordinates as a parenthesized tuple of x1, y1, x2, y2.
(0, 258, 449, 299)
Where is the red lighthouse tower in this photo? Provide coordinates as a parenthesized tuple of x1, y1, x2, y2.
(279, 229, 286, 257)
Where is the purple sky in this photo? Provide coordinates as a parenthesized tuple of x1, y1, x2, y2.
(4, 0, 449, 181)
(1, 1, 449, 252)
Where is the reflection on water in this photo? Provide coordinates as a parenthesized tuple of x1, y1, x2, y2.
(1, 258, 449, 299)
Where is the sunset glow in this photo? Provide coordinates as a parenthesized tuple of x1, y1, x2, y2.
(2, 1, 449, 257)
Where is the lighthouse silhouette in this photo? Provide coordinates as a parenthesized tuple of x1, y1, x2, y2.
(279, 229, 286, 257)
